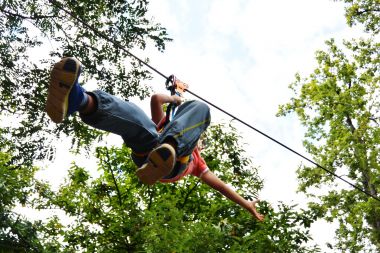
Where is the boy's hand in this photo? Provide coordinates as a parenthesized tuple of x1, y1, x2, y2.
(249, 200, 265, 221)
(171, 95, 183, 105)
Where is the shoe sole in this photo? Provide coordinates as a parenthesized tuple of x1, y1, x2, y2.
(45, 57, 81, 123)
(136, 144, 176, 185)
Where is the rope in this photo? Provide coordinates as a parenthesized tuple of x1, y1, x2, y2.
(48, 0, 380, 203)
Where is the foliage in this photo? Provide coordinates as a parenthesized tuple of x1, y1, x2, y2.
(0, 0, 171, 165)
(337, 0, 380, 34)
(278, 38, 380, 251)
(0, 151, 43, 252)
(0, 1, 322, 252)
(35, 124, 319, 252)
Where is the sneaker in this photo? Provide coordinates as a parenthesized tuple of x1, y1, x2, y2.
(45, 57, 83, 123)
(136, 143, 176, 185)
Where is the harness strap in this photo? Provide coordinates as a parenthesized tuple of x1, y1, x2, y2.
(164, 75, 189, 127)
(177, 154, 190, 164)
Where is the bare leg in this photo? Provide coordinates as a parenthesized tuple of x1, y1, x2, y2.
(79, 93, 96, 115)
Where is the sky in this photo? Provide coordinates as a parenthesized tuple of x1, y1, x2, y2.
(142, 0, 365, 251)
(25, 0, 369, 251)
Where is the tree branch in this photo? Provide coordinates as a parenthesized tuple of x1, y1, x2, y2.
(0, 8, 57, 20)
(147, 186, 154, 210)
(345, 114, 356, 133)
(180, 181, 200, 209)
(350, 128, 380, 233)
(369, 117, 380, 126)
(105, 149, 123, 207)
(355, 8, 380, 15)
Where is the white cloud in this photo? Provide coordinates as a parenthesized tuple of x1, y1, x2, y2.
(207, 0, 242, 35)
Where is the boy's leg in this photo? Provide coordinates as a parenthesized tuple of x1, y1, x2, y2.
(159, 100, 211, 157)
(135, 143, 176, 185)
(82, 92, 176, 184)
(81, 91, 177, 184)
(45, 57, 86, 123)
(45, 57, 176, 184)
(45, 57, 159, 153)
(81, 90, 159, 154)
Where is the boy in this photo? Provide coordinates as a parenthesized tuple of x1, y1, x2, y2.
(46, 57, 264, 221)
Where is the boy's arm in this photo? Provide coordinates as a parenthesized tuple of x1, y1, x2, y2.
(200, 170, 264, 221)
(150, 94, 183, 125)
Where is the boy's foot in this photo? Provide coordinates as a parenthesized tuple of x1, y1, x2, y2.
(136, 143, 176, 185)
(45, 57, 83, 123)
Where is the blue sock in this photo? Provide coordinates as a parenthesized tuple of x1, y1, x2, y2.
(67, 81, 87, 115)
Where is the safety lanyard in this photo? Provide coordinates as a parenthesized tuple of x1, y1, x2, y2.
(164, 75, 188, 125)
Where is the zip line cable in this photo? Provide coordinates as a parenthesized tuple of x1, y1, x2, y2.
(48, 0, 380, 203)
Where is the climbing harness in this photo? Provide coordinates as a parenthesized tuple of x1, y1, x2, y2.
(164, 74, 188, 123)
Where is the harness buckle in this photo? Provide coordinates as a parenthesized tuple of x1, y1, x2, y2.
(165, 75, 189, 97)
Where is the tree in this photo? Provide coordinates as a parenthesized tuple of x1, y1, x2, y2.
(0, 0, 171, 166)
(278, 38, 380, 251)
(0, 0, 169, 251)
(0, 151, 43, 252)
(36, 124, 320, 252)
(337, 0, 380, 34)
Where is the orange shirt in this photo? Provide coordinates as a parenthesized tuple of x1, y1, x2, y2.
(159, 148, 209, 183)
